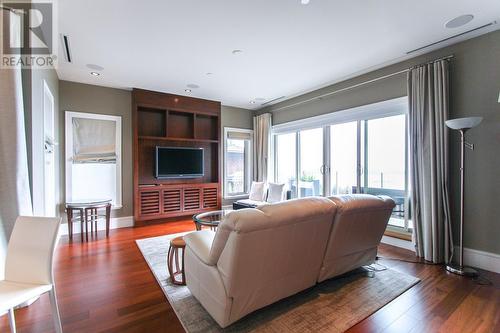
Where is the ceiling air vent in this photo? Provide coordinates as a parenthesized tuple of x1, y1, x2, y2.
(261, 96, 286, 106)
(407, 21, 496, 54)
(61, 34, 72, 62)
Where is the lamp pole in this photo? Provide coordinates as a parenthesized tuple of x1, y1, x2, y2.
(459, 129, 465, 269)
(445, 127, 478, 276)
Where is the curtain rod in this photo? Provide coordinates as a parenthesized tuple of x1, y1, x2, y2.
(1, 6, 20, 14)
(269, 54, 454, 112)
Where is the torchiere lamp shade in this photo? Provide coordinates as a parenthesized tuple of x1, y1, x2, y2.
(445, 117, 483, 130)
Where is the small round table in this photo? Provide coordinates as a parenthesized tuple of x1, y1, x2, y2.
(192, 210, 231, 231)
(65, 199, 112, 242)
(167, 236, 186, 285)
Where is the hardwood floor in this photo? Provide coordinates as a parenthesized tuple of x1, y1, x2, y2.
(1, 220, 498, 333)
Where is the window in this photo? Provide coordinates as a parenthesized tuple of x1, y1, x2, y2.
(275, 132, 297, 198)
(65, 112, 122, 208)
(273, 97, 412, 234)
(224, 128, 253, 198)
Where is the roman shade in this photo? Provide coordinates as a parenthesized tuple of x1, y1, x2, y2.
(226, 130, 252, 141)
(72, 117, 117, 163)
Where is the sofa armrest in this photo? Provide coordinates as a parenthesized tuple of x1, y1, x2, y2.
(183, 230, 216, 266)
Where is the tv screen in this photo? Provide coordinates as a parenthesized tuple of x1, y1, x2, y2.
(155, 147, 204, 179)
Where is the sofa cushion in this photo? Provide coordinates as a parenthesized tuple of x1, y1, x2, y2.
(213, 197, 337, 325)
(266, 183, 285, 203)
(248, 182, 265, 201)
(317, 194, 395, 282)
(183, 230, 216, 265)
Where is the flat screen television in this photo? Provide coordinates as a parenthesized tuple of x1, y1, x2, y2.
(155, 147, 204, 179)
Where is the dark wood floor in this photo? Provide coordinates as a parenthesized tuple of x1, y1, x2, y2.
(1, 221, 498, 333)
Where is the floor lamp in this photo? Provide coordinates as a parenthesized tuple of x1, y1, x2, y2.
(445, 116, 482, 276)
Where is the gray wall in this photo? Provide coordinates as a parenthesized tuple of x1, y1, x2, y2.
(58, 84, 254, 216)
(221, 106, 254, 206)
(258, 31, 500, 255)
(59, 81, 133, 218)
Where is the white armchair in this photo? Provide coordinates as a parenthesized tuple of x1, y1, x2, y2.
(0, 216, 63, 333)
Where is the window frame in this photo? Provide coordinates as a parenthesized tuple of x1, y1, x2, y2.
(65, 111, 122, 209)
(223, 127, 254, 199)
(271, 97, 412, 235)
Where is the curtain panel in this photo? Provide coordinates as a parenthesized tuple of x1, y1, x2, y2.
(0, 9, 33, 278)
(253, 113, 272, 182)
(408, 60, 453, 264)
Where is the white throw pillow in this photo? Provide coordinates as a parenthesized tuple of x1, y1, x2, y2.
(266, 183, 285, 203)
(248, 182, 265, 201)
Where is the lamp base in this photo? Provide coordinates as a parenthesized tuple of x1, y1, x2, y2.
(445, 264, 478, 277)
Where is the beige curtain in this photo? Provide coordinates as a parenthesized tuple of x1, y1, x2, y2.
(408, 60, 453, 263)
(253, 113, 272, 182)
(0, 8, 33, 278)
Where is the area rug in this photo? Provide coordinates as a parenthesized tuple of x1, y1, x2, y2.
(136, 233, 420, 333)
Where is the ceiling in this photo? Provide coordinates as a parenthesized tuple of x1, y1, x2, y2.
(57, 0, 500, 110)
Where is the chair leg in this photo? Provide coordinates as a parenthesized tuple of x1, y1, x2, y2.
(48, 289, 63, 333)
(8, 308, 16, 333)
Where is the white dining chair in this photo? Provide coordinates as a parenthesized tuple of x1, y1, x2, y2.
(0, 216, 63, 333)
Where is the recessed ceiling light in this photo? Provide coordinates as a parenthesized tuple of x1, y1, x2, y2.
(445, 14, 474, 29)
(187, 83, 200, 89)
(232, 49, 243, 55)
(249, 101, 256, 104)
(301, 0, 310, 4)
(90, 71, 100, 76)
(86, 64, 104, 71)
(206, 72, 214, 76)
(184, 89, 192, 93)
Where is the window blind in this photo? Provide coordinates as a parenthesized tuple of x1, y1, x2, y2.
(72, 117, 117, 163)
(227, 131, 252, 140)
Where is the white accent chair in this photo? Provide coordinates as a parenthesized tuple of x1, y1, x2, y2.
(0, 216, 63, 333)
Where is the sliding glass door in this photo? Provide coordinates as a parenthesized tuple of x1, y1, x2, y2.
(363, 115, 409, 229)
(298, 128, 323, 198)
(273, 98, 411, 233)
(275, 132, 297, 198)
(330, 121, 358, 196)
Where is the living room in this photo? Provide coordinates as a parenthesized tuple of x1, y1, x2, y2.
(0, 1, 499, 332)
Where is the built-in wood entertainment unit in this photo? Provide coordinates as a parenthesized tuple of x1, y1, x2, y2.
(132, 88, 221, 224)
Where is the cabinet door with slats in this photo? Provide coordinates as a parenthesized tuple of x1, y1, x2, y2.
(203, 187, 218, 208)
(183, 188, 201, 211)
(140, 190, 161, 216)
(163, 188, 182, 214)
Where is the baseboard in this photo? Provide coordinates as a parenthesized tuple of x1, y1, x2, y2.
(58, 216, 134, 237)
(381, 235, 415, 252)
(457, 246, 500, 274)
(380, 236, 500, 273)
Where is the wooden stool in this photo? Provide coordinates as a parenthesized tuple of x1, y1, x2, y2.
(167, 236, 186, 285)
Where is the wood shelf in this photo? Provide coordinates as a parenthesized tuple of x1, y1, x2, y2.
(133, 88, 222, 224)
(138, 136, 219, 143)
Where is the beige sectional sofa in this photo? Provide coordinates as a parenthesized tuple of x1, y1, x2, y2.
(183, 194, 395, 328)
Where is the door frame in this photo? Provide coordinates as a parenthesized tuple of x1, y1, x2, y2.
(32, 79, 56, 217)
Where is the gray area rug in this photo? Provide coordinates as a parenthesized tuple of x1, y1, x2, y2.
(136, 233, 420, 333)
